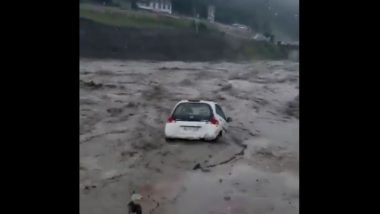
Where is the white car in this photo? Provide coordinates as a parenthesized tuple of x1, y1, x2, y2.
(165, 100, 232, 142)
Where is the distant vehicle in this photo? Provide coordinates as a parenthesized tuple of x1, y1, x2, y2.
(277, 41, 299, 46)
(252, 33, 270, 41)
(165, 100, 232, 142)
(232, 23, 248, 30)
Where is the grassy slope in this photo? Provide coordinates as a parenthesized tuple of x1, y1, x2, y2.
(79, 4, 287, 60)
(80, 4, 191, 29)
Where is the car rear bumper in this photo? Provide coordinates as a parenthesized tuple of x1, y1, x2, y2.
(165, 124, 220, 140)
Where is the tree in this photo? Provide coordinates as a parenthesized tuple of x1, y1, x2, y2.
(172, 0, 208, 18)
(131, 0, 138, 10)
(263, 32, 275, 43)
(88, 0, 113, 5)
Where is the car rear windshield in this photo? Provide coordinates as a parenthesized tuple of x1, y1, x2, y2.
(172, 103, 212, 121)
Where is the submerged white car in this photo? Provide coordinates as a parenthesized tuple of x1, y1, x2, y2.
(165, 100, 232, 142)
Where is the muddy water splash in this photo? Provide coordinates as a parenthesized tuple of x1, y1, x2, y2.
(80, 60, 299, 214)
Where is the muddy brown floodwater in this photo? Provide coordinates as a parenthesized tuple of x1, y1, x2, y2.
(80, 60, 299, 214)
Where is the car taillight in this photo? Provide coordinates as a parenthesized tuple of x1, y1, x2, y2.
(167, 116, 175, 123)
(209, 117, 219, 125)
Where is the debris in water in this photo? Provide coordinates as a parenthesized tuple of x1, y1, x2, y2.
(80, 80, 103, 89)
(149, 198, 160, 214)
(201, 168, 211, 172)
(249, 132, 257, 137)
(161, 151, 170, 157)
(256, 148, 274, 157)
(193, 163, 201, 170)
(221, 83, 233, 91)
(125, 102, 137, 108)
(204, 144, 246, 169)
(192, 163, 211, 172)
(84, 185, 97, 190)
(121, 151, 137, 157)
(224, 196, 231, 201)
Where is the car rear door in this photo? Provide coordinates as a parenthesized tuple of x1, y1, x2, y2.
(172, 102, 213, 134)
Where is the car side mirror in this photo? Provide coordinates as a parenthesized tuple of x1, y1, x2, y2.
(227, 117, 232, 123)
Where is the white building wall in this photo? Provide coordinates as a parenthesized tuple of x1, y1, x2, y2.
(136, 0, 172, 14)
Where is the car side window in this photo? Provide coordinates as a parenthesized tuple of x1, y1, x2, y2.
(215, 104, 227, 121)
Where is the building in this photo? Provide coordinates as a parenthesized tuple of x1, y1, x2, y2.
(207, 5, 215, 23)
(136, 0, 172, 14)
(232, 23, 249, 30)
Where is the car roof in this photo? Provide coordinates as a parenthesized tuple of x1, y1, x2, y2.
(177, 99, 217, 106)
